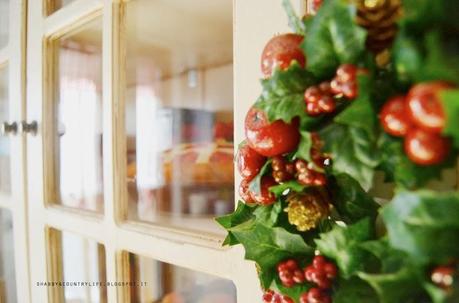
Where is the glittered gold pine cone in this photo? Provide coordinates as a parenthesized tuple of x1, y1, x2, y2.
(356, 0, 403, 64)
(285, 191, 331, 232)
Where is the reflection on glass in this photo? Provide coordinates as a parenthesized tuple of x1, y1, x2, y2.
(54, 229, 107, 303)
(47, 0, 77, 15)
(0, 66, 11, 194)
(52, 18, 104, 212)
(124, 0, 234, 234)
(0, 0, 8, 49)
(130, 254, 236, 303)
(0, 209, 17, 303)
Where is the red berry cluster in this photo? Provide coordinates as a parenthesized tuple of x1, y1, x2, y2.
(431, 264, 456, 290)
(379, 82, 452, 166)
(304, 256, 338, 289)
(304, 64, 362, 116)
(300, 288, 331, 303)
(272, 156, 296, 183)
(278, 259, 306, 287)
(330, 64, 360, 99)
(295, 159, 327, 186)
(263, 290, 294, 303)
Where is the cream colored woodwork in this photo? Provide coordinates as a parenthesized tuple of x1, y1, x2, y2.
(24, 0, 305, 302)
(0, 0, 30, 302)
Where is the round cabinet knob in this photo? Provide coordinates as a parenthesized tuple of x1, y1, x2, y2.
(0, 122, 18, 136)
(19, 120, 38, 136)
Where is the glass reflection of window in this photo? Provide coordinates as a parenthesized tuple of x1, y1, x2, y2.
(58, 44, 103, 211)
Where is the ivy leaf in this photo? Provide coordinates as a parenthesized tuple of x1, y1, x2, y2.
(216, 201, 256, 246)
(378, 133, 446, 189)
(282, 0, 306, 35)
(320, 124, 375, 191)
(230, 220, 313, 288)
(381, 190, 459, 264)
(302, 0, 366, 78)
(441, 89, 459, 148)
(330, 174, 379, 224)
(270, 180, 306, 197)
(249, 160, 272, 196)
(315, 219, 374, 278)
(333, 278, 378, 303)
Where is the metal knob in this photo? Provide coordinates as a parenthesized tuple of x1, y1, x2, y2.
(19, 120, 38, 136)
(0, 122, 18, 136)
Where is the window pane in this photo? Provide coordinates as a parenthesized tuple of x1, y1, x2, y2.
(129, 253, 237, 303)
(50, 18, 104, 213)
(0, 209, 17, 303)
(0, 66, 11, 194)
(0, 0, 8, 49)
(50, 229, 107, 303)
(47, 0, 77, 15)
(124, 0, 234, 234)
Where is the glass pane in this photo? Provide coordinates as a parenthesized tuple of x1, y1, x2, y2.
(52, 229, 107, 303)
(51, 18, 104, 213)
(0, 66, 11, 194)
(47, 0, 77, 15)
(124, 0, 234, 234)
(0, 0, 8, 49)
(0, 209, 17, 303)
(130, 253, 237, 303)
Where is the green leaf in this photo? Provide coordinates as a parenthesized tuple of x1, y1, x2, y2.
(320, 124, 375, 191)
(249, 160, 272, 196)
(270, 180, 306, 197)
(230, 220, 313, 288)
(272, 278, 312, 301)
(282, 0, 306, 34)
(256, 94, 305, 124)
(253, 202, 283, 227)
(441, 89, 459, 148)
(330, 174, 379, 224)
(378, 133, 446, 189)
(295, 130, 313, 162)
(315, 219, 374, 277)
(381, 190, 459, 264)
(333, 278, 378, 303)
(216, 201, 256, 246)
(302, 0, 366, 78)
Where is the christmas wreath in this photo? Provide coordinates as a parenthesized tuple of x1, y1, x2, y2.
(216, 0, 459, 302)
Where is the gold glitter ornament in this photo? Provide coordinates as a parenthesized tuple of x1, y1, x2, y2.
(285, 192, 330, 232)
(356, 0, 403, 66)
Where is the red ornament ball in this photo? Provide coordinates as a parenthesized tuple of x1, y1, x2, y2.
(261, 33, 306, 77)
(239, 179, 255, 204)
(379, 95, 412, 137)
(236, 144, 266, 181)
(404, 128, 451, 166)
(249, 176, 277, 205)
(245, 107, 300, 157)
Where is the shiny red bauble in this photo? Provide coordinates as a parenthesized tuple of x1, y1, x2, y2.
(245, 107, 300, 157)
(239, 179, 255, 204)
(237, 144, 266, 181)
(261, 33, 306, 77)
(379, 95, 412, 137)
(404, 128, 451, 166)
(407, 81, 452, 134)
(250, 176, 277, 205)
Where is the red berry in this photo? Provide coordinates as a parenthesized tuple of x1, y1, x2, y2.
(330, 78, 341, 95)
(324, 263, 338, 279)
(250, 176, 277, 205)
(313, 173, 327, 186)
(281, 296, 294, 303)
(237, 144, 266, 180)
(407, 81, 452, 134)
(239, 179, 255, 203)
(431, 266, 456, 290)
(293, 269, 306, 283)
(336, 64, 357, 82)
(261, 34, 306, 78)
(305, 87, 321, 103)
(380, 95, 412, 137)
(245, 107, 300, 157)
(295, 159, 309, 172)
(285, 163, 296, 175)
(318, 96, 336, 113)
(301, 288, 332, 303)
(319, 81, 332, 94)
(404, 128, 451, 166)
(340, 82, 358, 99)
(307, 103, 322, 116)
(272, 156, 287, 171)
(263, 290, 274, 302)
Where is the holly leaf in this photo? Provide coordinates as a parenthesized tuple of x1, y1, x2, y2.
(315, 219, 374, 278)
(295, 130, 313, 162)
(320, 124, 375, 191)
(270, 180, 306, 197)
(282, 0, 306, 35)
(272, 277, 312, 301)
(302, 0, 366, 78)
(256, 94, 305, 124)
(330, 174, 379, 224)
(441, 89, 459, 148)
(216, 201, 256, 246)
(249, 160, 272, 196)
(378, 133, 446, 189)
(381, 190, 459, 265)
(230, 220, 313, 288)
(253, 202, 283, 227)
(333, 278, 378, 303)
